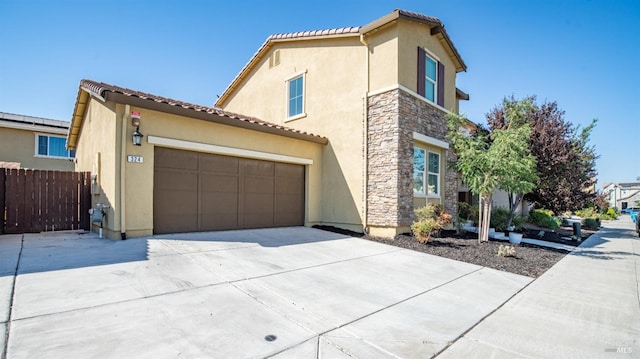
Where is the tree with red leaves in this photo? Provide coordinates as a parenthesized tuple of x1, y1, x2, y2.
(487, 96, 598, 214)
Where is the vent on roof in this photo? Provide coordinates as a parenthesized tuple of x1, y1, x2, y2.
(269, 49, 280, 68)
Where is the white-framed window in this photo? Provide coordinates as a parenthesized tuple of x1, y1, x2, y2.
(413, 147, 440, 196)
(424, 55, 437, 103)
(35, 134, 75, 159)
(287, 73, 305, 119)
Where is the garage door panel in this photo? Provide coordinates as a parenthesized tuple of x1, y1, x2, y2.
(154, 147, 304, 234)
(201, 173, 238, 193)
(200, 154, 239, 174)
(276, 163, 304, 178)
(154, 191, 198, 234)
(244, 176, 274, 192)
(276, 177, 304, 195)
(242, 159, 274, 177)
(155, 147, 198, 170)
(155, 170, 198, 191)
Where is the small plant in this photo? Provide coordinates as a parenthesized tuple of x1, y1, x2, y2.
(582, 217, 600, 230)
(490, 208, 511, 232)
(497, 244, 516, 257)
(412, 204, 452, 243)
(457, 202, 471, 220)
(527, 209, 561, 229)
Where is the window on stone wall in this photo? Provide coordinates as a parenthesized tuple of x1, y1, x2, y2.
(413, 147, 440, 196)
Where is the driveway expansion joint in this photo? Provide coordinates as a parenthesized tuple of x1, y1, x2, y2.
(2, 234, 24, 359)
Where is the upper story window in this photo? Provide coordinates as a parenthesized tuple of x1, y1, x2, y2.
(417, 47, 445, 107)
(36, 134, 75, 159)
(413, 147, 440, 196)
(424, 55, 437, 102)
(287, 74, 305, 118)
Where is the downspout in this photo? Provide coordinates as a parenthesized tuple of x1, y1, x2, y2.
(360, 34, 370, 234)
(120, 104, 129, 240)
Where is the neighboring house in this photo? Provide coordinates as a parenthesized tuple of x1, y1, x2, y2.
(0, 112, 75, 170)
(67, 9, 470, 239)
(215, 9, 470, 237)
(603, 182, 640, 210)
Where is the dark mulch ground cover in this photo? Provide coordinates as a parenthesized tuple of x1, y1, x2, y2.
(313, 225, 594, 278)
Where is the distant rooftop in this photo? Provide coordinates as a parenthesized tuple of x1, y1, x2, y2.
(0, 111, 69, 129)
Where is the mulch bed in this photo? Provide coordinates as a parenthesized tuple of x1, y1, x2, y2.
(313, 225, 594, 278)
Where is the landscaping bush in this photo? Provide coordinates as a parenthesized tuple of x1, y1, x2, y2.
(527, 209, 561, 229)
(490, 208, 511, 232)
(602, 208, 618, 220)
(575, 207, 598, 219)
(412, 204, 452, 243)
(582, 217, 601, 229)
(457, 202, 471, 221)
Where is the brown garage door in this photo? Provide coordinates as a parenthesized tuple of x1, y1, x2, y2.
(153, 147, 305, 234)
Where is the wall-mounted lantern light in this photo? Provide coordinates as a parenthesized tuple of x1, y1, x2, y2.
(132, 127, 143, 146)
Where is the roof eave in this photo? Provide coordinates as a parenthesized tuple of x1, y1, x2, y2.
(360, 9, 467, 73)
(105, 91, 328, 145)
(67, 88, 91, 150)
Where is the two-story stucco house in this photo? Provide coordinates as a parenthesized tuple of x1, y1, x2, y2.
(215, 9, 469, 237)
(0, 112, 75, 171)
(67, 9, 469, 239)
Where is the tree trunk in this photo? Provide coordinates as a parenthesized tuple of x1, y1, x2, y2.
(478, 193, 492, 243)
(507, 192, 524, 228)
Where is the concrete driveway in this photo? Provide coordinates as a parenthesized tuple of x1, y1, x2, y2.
(1, 227, 531, 358)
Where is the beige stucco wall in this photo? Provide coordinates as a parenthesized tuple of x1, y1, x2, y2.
(396, 21, 459, 111)
(364, 20, 460, 111)
(221, 37, 367, 231)
(366, 25, 399, 92)
(0, 126, 75, 171)
(75, 96, 324, 239)
(73, 97, 120, 237)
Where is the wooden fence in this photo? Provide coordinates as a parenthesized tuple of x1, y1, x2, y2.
(0, 169, 91, 234)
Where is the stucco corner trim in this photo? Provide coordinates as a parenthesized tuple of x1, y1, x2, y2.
(413, 132, 449, 149)
(147, 135, 314, 165)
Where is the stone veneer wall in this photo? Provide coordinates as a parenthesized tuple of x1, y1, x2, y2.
(367, 90, 401, 227)
(367, 88, 458, 229)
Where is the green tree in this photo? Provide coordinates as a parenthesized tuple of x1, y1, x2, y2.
(488, 97, 598, 213)
(447, 99, 537, 242)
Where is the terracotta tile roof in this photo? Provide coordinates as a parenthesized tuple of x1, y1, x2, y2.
(77, 79, 327, 143)
(267, 27, 360, 41)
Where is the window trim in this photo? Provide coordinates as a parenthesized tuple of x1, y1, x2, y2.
(34, 133, 75, 159)
(285, 70, 307, 121)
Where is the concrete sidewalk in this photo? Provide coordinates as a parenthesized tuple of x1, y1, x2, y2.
(438, 216, 640, 358)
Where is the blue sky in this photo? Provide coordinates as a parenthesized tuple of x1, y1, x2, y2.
(1, 0, 638, 188)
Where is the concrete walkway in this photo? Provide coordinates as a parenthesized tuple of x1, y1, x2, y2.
(1, 227, 530, 358)
(1, 219, 637, 358)
(438, 215, 640, 358)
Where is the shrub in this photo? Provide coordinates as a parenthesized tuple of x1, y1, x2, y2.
(604, 208, 618, 220)
(511, 214, 526, 232)
(490, 208, 511, 232)
(497, 244, 516, 257)
(412, 204, 453, 243)
(527, 209, 560, 229)
(575, 207, 598, 219)
(582, 217, 601, 229)
(457, 202, 471, 220)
